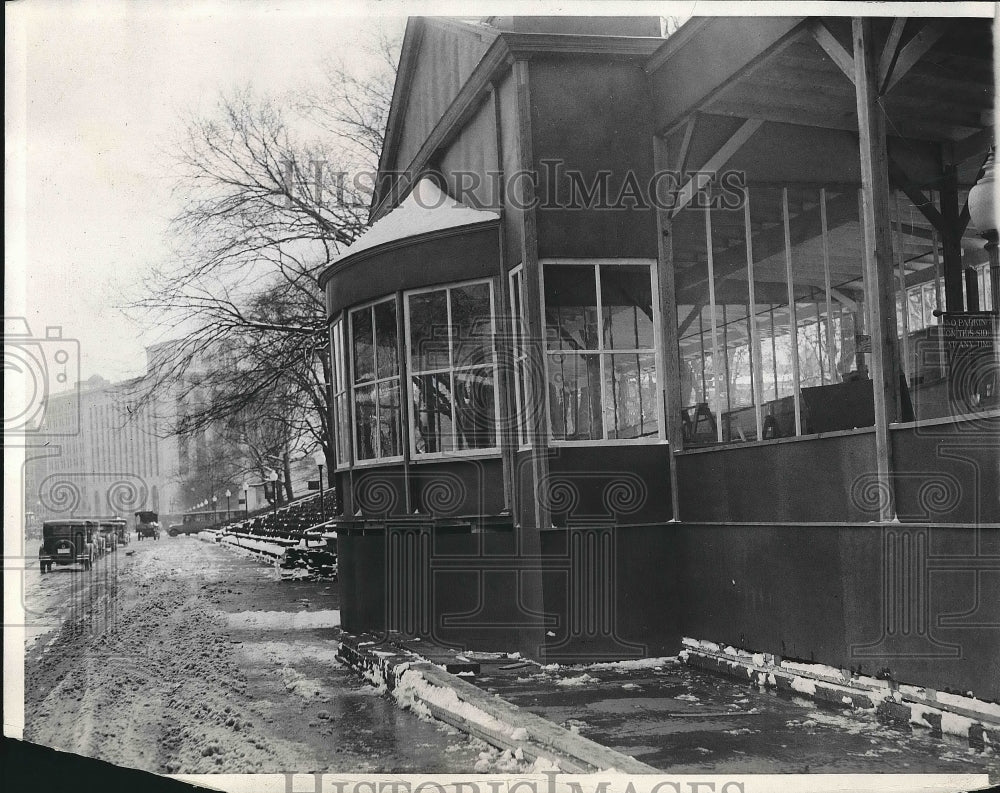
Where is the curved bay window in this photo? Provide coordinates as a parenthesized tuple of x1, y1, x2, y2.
(405, 280, 500, 457)
(350, 298, 402, 462)
(543, 261, 661, 443)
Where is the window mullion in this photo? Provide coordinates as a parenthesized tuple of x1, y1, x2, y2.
(447, 289, 457, 448)
(595, 263, 609, 441)
(370, 306, 379, 459)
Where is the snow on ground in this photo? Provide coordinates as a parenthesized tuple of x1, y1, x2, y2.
(584, 656, 679, 671)
(225, 609, 340, 630)
(394, 668, 515, 736)
(555, 673, 598, 687)
(238, 638, 342, 666)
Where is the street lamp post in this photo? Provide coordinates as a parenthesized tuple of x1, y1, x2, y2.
(211, 494, 218, 522)
(242, 480, 250, 518)
(312, 448, 326, 520)
(225, 489, 232, 521)
(967, 148, 999, 379)
(969, 148, 998, 313)
(268, 469, 279, 520)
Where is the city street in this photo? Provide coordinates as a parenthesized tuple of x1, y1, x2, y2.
(22, 536, 484, 774)
(17, 534, 998, 781)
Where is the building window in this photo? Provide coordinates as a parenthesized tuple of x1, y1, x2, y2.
(509, 266, 530, 448)
(543, 261, 660, 442)
(330, 317, 351, 467)
(349, 298, 402, 462)
(405, 280, 499, 456)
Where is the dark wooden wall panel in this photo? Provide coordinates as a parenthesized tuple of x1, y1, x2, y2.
(528, 58, 658, 260)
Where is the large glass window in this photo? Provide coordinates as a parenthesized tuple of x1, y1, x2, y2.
(674, 184, 871, 445)
(406, 280, 499, 456)
(350, 298, 402, 462)
(330, 318, 351, 467)
(543, 262, 660, 442)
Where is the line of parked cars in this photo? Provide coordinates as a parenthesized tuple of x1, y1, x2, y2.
(38, 516, 131, 573)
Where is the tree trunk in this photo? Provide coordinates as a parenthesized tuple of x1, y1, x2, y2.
(283, 447, 294, 502)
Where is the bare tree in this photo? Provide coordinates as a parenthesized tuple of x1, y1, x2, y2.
(125, 34, 399, 505)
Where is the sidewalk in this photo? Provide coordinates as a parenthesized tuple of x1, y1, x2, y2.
(338, 633, 1000, 780)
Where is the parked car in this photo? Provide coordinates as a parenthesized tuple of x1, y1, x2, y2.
(98, 520, 120, 553)
(135, 510, 161, 541)
(110, 517, 130, 546)
(39, 519, 99, 572)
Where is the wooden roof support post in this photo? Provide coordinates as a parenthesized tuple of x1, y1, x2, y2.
(940, 162, 966, 313)
(491, 84, 517, 519)
(512, 59, 551, 530)
(853, 17, 900, 522)
(653, 133, 684, 523)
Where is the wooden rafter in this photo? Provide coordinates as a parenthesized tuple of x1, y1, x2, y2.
(878, 18, 907, 94)
(882, 20, 950, 95)
(886, 158, 945, 233)
(951, 127, 996, 166)
(810, 21, 855, 84)
(675, 115, 697, 177)
(677, 303, 704, 336)
(669, 118, 763, 218)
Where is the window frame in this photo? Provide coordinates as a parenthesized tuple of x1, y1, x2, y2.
(540, 258, 666, 447)
(508, 264, 531, 451)
(347, 295, 403, 467)
(404, 277, 502, 461)
(329, 315, 353, 471)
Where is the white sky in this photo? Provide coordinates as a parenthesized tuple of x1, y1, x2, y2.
(6, 0, 407, 387)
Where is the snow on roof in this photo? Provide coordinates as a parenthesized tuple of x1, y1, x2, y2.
(335, 178, 498, 263)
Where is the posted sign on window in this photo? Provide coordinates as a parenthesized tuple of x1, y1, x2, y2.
(942, 312, 998, 411)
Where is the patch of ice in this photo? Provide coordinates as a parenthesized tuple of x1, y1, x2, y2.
(936, 691, 1000, 719)
(682, 637, 722, 654)
(790, 676, 817, 695)
(781, 660, 844, 679)
(529, 756, 561, 773)
(556, 673, 597, 687)
(585, 656, 678, 671)
(941, 710, 976, 737)
(393, 668, 521, 739)
(279, 666, 329, 700)
(675, 693, 699, 702)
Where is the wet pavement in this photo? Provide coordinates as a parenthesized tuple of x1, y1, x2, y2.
(472, 658, 1000, 779)
(21, 534, 483, 774)
(18, 535, 1000, 780)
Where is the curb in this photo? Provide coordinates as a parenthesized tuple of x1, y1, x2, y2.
(680, 638, 1000, 751)
(337, 633, 657, 774)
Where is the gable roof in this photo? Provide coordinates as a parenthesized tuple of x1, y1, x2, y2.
(375, 18, 500, 206)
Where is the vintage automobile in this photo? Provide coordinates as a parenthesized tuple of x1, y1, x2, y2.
(97, 519, 123, 553)
(39, 519, 99, 573)
(110, 516, 130, 546)
(135, 510, 161, 541)
(167, 513, 211, 537)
